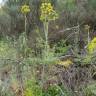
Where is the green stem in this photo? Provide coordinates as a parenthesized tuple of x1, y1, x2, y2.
(88, 29, 90, 44)
(41, 21, 49, 95)
(44, 21, 49, 58)
(74, 24, 79, 53)
(25, 14, 27, 33)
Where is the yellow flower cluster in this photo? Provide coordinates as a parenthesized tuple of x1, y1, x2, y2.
(40, 2, 58, 21)
(21, 4, 30, 14)
(41, 3, 53, 14)
(88, 37, 96, 53)
(58, 59, 73, 68)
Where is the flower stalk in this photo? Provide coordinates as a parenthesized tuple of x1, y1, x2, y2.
(25, 14, 27, 34)
(44, 21, 49, 58)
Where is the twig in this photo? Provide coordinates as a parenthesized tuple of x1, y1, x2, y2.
(59, 25, 79, 33)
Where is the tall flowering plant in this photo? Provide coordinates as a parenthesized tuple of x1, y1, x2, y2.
(40, 2, 58, 58)
(40, 3, 58, 92)
(21, 4, 30, 33)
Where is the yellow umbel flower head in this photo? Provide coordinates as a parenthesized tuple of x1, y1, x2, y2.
(21, 4, 30, 14)
(40, 2, 58, 22)
(87, 37, 96, 53)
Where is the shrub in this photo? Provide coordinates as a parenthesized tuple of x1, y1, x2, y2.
(84, 83, 96, 96)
